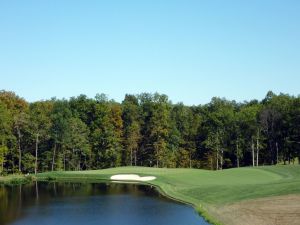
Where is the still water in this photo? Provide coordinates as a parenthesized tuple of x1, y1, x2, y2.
(0, 182, 210, 225)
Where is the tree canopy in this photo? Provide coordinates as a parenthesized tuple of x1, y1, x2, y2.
(0, 90, 299, 174)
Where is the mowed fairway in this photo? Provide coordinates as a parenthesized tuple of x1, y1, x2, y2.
(38, 165, 300, 225)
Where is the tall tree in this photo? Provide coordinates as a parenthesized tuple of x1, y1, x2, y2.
(0, 91, 29, 172)
(238, 102, 261, 167)
(50, 99, 72, 171)
(29, 101, 52, 174)
(172, 104, 201, 168)
(260, 106, 280, 164)
(0, 103, 12, 173)
(203, 98, 235, 169)
(289, 97, 300, 163)
(64, 117, 91, 170)
(109, 102, 124, 167)
(89, 94, 123, 168)
(149, 94, 171, 167)
(122, 95, 141, 166)
(14, 111, 29, 172)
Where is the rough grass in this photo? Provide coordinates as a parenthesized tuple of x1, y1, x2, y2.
(37, 165, 300, 224)
(0, 174, 33, 185)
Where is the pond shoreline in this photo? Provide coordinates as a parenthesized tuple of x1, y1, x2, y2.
(2, 165, 300, 225)
(0, 175, 34, 185)
(1, 182, 210, 225)
(0, 174, 220, 225)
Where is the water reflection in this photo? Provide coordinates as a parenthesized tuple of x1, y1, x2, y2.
(0, 182, 210, 225)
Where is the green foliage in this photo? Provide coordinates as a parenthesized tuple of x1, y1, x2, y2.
(0, 174, 33, 185)
(22, 153, 35, 173)
(122, 94, 141, 166)
(0, 90, 300, 173)
(64, 117, 91, 170)
(0, 146, 8, 174)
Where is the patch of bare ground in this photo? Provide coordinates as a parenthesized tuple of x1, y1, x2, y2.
(209, 195, 300, 225)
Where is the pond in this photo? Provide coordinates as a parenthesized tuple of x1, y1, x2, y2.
(0, 182, 210, 225)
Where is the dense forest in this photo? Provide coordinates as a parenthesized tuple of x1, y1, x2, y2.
(0, 90, 299, 175)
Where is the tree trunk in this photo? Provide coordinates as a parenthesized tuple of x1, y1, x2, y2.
(78, 151, 82, 171)
(216, 148, 219, 170)
(72, 148, 75, 170)
(276, 142, 279, 165)
(17, 128, 22, 172)
(51, 142, 57, 171)
(270, 140, 274, 165)
(252, 138, 255, 167)
(63, 151, 66, 171)
(189, 150, 192, 169)
(84, 155, 87, 170)
(156, 148, 159, 168)
(256, 130, 260, 167)
(134, 150, 137, 166)
(130, 148, 133, 166)
(220, 149, 223, 170)
(236, 142, 239, 168)
(35, 134, 39, 175)
(1, 139, 3, 173)
(10, 147, 15, 172)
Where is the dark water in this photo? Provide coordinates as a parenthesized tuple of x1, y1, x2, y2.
(0, 182, 210, 225)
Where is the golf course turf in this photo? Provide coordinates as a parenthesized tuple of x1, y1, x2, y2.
(2, 165, 297, 225)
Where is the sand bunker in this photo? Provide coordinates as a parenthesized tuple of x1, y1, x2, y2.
(110, 174, 156, 182)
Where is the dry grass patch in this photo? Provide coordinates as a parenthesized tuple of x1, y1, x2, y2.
(212, 194, 300, 225)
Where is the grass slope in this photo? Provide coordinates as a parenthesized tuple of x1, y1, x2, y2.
(37, 165, 300, 224)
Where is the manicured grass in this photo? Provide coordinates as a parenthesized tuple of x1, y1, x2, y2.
(37, 165, 300, 224)
(37, 166, 300, 203)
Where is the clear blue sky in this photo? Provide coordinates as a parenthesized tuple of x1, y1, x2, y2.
(0, 0, 299, 105)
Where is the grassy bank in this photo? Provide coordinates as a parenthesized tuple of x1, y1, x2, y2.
(0, 174, 33, 185)
(37, 165, 300, 225)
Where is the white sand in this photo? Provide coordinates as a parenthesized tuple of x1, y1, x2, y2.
(110, 174, 156, 182)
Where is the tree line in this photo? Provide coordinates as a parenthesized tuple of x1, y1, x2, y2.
(0, 90, 299, 175)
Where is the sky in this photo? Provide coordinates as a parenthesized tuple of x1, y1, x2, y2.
(0, 0, 299, 105)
